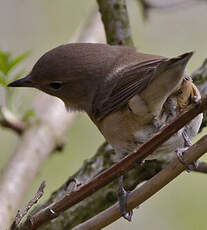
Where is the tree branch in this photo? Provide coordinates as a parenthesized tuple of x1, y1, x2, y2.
(9, 181, 46, 230)
(0, 97, 76, 230)
(193, 161, 207, 174)
(72, 134, 207, 230)
(97, 0, 134, 46)
(139, 0, 203, 19)
(0, 106, 25, 135)
(140, 0, 201, 10)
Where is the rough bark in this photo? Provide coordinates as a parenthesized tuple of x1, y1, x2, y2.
(72, 134, 207, 230)
(97, 0, 134, 46)
(25, 144, 163, 230)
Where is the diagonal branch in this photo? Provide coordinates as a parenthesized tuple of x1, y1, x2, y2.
(193, 161, 207, 174)
(19, 96, 207, 230)
(139, 0, 203, 19)
(140, 0, 201, 10)
(9, 181, 46, 230)
(72, 134, 207, 230)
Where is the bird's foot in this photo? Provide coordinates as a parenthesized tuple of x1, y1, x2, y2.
(176, 147, 199, 172)
(117, 176, 133, 221)
(64, 178, 81, 193)
(179, 129, 198, 171)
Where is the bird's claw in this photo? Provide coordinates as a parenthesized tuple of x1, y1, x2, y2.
(177, 129, 198, 171)
(118, 176, 133, 222)
(187, 161, 199, 171)
(65, 178, 81, 193)
(176, 147, 188, 165)
(176, 148, 198, 172)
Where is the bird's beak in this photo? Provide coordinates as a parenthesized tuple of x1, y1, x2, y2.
(8, 74, 34, 88)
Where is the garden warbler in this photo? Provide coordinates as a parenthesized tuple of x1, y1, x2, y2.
(8, 43, 203, 220)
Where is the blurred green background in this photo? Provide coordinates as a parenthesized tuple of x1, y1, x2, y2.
(1, 0, 207, 229)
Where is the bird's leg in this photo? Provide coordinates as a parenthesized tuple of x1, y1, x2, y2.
(117, 175, 133, 221)
(176, 129, 199, 171)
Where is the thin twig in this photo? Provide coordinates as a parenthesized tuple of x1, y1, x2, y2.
(140, 0, 202, 19)
(0, 107, 25, 135)
(19, 96, 207, 230)
(72, 134, 207, 230)
(193, 161, 207, 174)
(9, 181, 46, 230)
(141, 0, 201, 10)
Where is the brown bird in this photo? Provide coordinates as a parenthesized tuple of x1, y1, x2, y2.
(8, 43, 203, 220)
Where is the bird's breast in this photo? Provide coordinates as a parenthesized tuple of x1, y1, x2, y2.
(96, 95, 161, 161)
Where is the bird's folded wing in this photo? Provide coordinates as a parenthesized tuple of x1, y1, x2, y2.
(91, 58, 166, 120)
(92, 58, 166, 121)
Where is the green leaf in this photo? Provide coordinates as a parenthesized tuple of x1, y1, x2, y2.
(8, 51, 30, 73)
(0, 70, 5, 77)
(0, 50, 10, 75)
(0, 49, 30, 76)
(0, 75, 7, 87)
(0, 48, 30, 110)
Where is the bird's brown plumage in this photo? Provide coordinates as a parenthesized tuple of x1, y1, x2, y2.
(8, 43, 202, 161)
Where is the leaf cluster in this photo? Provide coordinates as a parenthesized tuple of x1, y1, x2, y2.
(0, 49, 30, 87)
(0, 49, 35, 124)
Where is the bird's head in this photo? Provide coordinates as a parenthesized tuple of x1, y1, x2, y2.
(8, 45, 96, 112)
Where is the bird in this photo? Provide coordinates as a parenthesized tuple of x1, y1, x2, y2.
(8, 43, 203, 221)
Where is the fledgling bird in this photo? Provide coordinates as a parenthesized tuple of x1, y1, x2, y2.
(8, 43, 203, 220)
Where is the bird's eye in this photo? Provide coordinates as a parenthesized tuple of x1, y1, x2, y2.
(49, 81, 63, 90)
